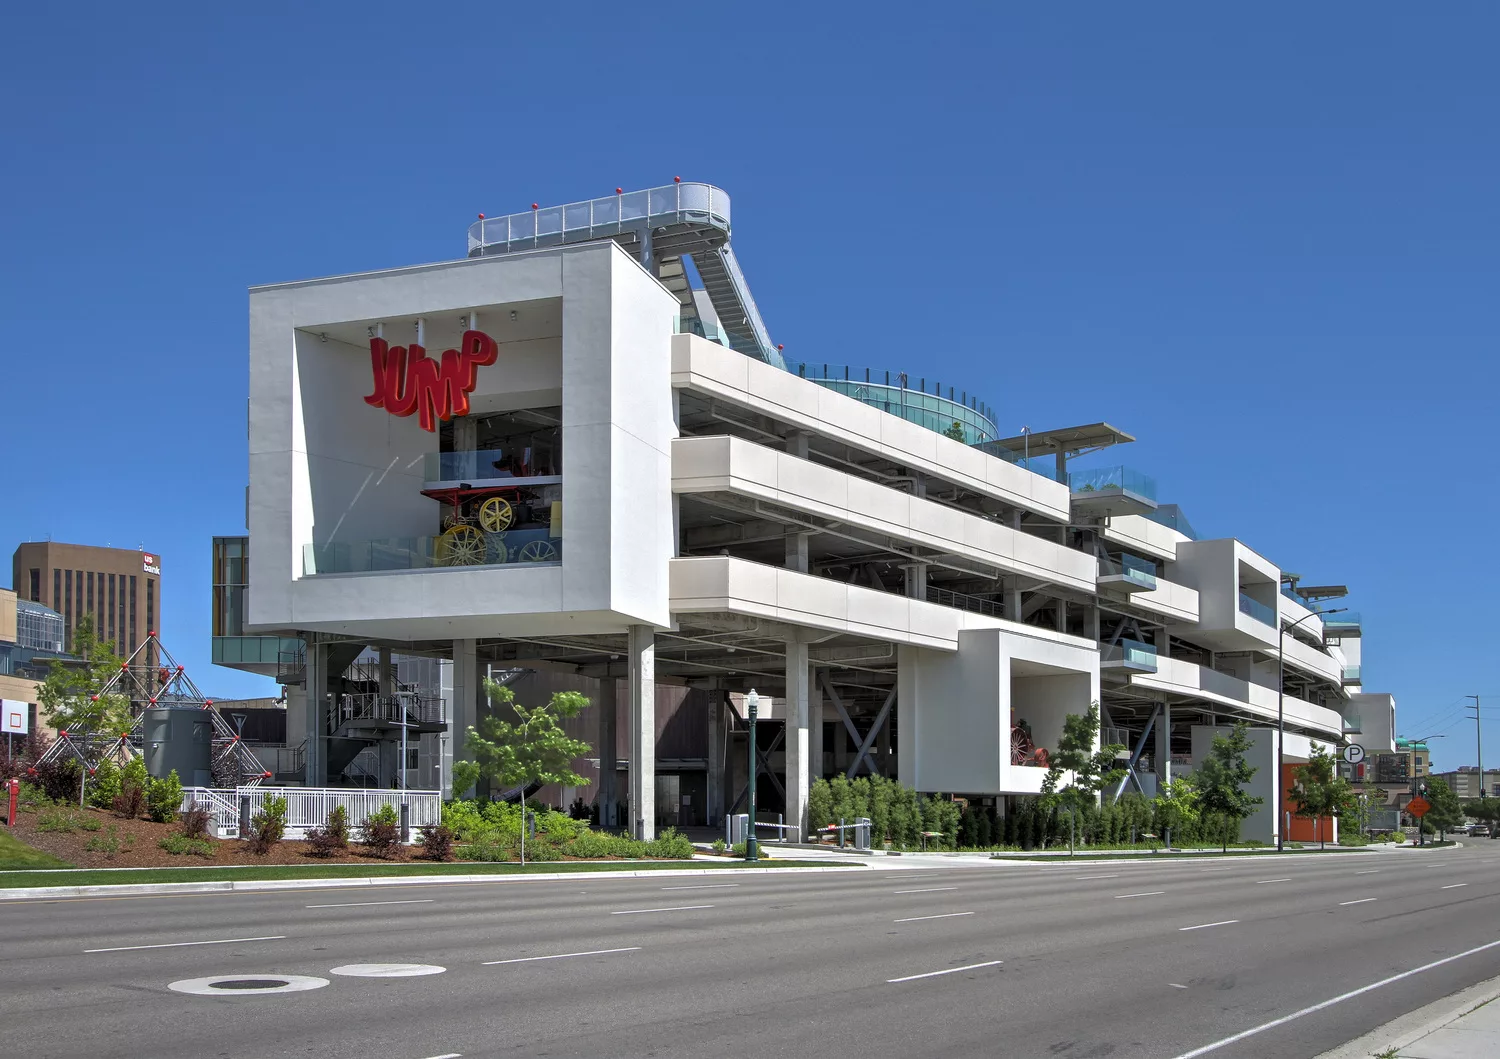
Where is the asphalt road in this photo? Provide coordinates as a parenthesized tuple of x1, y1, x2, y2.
(6, 841, 1500, 1059)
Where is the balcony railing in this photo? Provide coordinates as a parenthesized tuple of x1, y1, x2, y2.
(1324, 613, 1362, 637)
(1238, 592, 1276, 626)
(304, 529, 562, 575)
(1068, 465, 1158, 502)
(1100, 639, 1159, 672)
(926, 585, 1005, 619)
(796, 364, 998, 444)
(1098, 553, 1158, 590)
(1142, 504, 1199, 541)
(1342, 665, 1362, 685)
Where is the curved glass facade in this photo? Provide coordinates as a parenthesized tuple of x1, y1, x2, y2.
(794, 364, 999, 445)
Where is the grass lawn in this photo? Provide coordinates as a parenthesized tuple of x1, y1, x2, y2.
(0, 829, 73, 870)
(0, 858, 848, 889)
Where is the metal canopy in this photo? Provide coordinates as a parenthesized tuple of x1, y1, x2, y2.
(985, 422, 1136, 459)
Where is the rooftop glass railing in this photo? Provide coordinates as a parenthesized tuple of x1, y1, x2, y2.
(304, 528, 561, 575)
(796, 364, 1000, 446)
(1238, 592, 1276, 626)
(1142, 504, 1199, 540)
(1101, 639, 1159, 672)
(422, 449, 563, 483)
(1325, 612, 1362, 631)
(1342, 666, 1362, 683)
(1068, 465, 1158, 502)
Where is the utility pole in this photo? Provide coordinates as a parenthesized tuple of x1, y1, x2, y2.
(1468, 695, 1483, 799)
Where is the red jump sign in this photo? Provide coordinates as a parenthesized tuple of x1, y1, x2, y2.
(365, 329, 498, 433)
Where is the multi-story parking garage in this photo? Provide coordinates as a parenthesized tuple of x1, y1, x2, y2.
(217, 181, 1381, 844)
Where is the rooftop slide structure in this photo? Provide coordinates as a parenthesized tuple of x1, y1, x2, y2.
(468, 181, 786, 371)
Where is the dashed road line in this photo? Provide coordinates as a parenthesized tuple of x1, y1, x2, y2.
(611, 905, 714, 915)
(1256, 879, 1292, 884)
(85, 935, 285, 953)
(1179, 920, 1240, 932)
(306, 899, 435, 908)
(894, 912, 975, 923)
(1442, 883, 1469, 890)
(1114, 891, 1167, 899)
(483, 947, 641, 965)
(887, 960, 1003, 983)
(1339, 898, 1377, 906)
(892, 887, 959, 894)
(1073, 874, 1120, 880)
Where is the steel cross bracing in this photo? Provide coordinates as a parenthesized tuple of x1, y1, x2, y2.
(33, 633, 269, 786)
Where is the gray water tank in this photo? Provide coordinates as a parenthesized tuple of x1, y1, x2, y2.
(143, 707, 214, 788)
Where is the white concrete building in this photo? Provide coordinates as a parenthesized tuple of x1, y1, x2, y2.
(218, 181, 1384, 844)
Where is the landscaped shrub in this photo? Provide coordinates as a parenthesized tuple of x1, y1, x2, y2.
(179, 801, 212, 839)
(419, 824, 455, 862)
(113, 758, 149, 819)
(361, 803, 402, 858)
(644, 828, 696, 859)
(305, 805, 349, 857)
(146, 770, 184, 824)
(33, 756, 82, 804)
(160, 834, 215, 857)
(36, 808, 83, 833)
(460, 838, 511, 862)
(85, 825, 124, 858)
(247, 795, 288, 854)
(87, 758, 122, 810)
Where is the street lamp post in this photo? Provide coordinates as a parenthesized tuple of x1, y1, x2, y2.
(1278, 606, 1346, 853)
(745, 689, 759, 862)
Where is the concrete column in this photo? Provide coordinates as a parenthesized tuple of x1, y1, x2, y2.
(597, 673, 618, 828)
(706, 690, 723, 827)
(809, 676, 824, 781)
(784, 640, 810, 843)
(305, 641, 327, 786)
(877, 707, 892, 776)
(449, 639, 479, 798)
(378, 647, 394, 697)
(628, 625, 656, 840)
(904, 562, 927, 599)
(1155, 700, 1172, 786)
(785, 532, 810, 573)
(1056, 599, 1068, 634)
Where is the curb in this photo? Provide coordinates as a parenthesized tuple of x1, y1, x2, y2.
(0, 863, 868, 901)
(1315, 972, 1500, 1058)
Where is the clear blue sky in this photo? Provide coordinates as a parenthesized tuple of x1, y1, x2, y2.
(3, 7, 1496, 770)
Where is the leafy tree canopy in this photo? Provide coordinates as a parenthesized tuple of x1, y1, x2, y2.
(1194, 721, 1264, 851)
(1422, 777, 1465, 837)
(1042, 703, 1128, 810)
(1290, 742, 1359, 848)
(37, 615, 131, 735)
(462, 680, 594, 797)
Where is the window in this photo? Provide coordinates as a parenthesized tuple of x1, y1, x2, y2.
(146, 579, 155, 638)
(28, 568, 39, 602)
(107, 574, 116, 646)
(129, 575, 137, 653)
(86, 571, 94, 623)
(63, 570, 73, 648)
(53, 569, 60, 610)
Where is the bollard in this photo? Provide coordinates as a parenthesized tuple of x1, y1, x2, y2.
(400, 802, 410, 844)
(238, 795, 251, 838)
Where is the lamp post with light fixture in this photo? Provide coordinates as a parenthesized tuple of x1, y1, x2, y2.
(1277, 606, 1345, 852)
(745, 689, 760, 862)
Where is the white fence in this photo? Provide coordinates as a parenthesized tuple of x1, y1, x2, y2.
(180, 786, 442, 839)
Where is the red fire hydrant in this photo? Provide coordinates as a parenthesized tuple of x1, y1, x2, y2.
(5, 778, 18, 827)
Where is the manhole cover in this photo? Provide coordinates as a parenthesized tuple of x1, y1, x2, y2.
(330, 963, 446, 978)
(169, 974, 330, 996)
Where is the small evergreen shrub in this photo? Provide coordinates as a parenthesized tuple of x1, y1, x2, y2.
(113, 758, 149, 819)
(146, 770, 184, 824)
(87, 759, 122, 810)
(644, 828, 696, 859)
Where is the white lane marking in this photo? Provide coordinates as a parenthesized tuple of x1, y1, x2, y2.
(86, 935, 285, 953)
(1074, 874, 1120, 880)
(1256, 879, 1292, 884)
(1179, 920, 1240, 932)
(893, 887, 959, 894)
(894, 912, 975, 923)
(483, 947, 641, 966)
(331, 963, 446, 977)
(1442, 883, 1469, 889)
(1114, 891, 1167, 899)
(887, 960, 1003, 983)
(306, 899, 436, 908)
(1168, 937, 1500, 1058)
(1198, 868, 1234, 872)
(1339, 898, 1377, 906)
(420, 1054, 463, 1059)
(660, 884, 739, 890)
(1170, 983, 1189, 989)
(610, 905, 714, 915)
(1355, 870, 1380, 874)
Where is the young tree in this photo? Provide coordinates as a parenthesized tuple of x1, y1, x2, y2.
(1194, 721, 1264, 852)
(1042, 703, 1127, 851)
(943, 421, 966, 442)
(37, 616, 130, 736)
(1152, 776, 1200, 848)
(464, 679, 593, 863)
(1290, 743, 1358, 849)
(1422, 778, 1465, 841)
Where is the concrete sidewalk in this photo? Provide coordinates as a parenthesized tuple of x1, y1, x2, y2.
(1319, 974, 1500, 1058)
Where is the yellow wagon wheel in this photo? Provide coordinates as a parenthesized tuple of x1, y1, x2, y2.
(517, 539, 558, 563)
(478, 496, 514, 532)
(485, 532, 511, 564)
(435, 524, 487, 567)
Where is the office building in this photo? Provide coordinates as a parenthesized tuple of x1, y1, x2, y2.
(12, 541, 162, 658)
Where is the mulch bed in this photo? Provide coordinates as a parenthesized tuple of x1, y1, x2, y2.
(7, 805, 426, 869)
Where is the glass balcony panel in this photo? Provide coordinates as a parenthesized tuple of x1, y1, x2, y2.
(564, 202, 591, 231)
(593, 197, 619, 225)
(1121, 553, 1157, 587)
(304, 531, 561, 575)
(1068, 465, 1158, 501)
(620, 190, 649, 221)
(1101, 639, 1158, 671)
(649, 186, 679, 217)
(1239, 592, 1276, 626)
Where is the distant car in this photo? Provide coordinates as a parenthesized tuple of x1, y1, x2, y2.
(1471, 824, 1491, 837)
